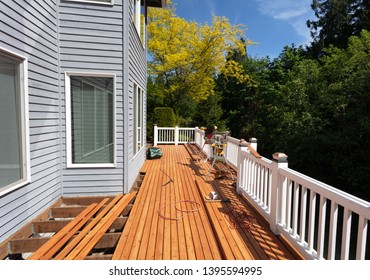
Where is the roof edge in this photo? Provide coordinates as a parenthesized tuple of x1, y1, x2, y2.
(145, 0, 166, 8)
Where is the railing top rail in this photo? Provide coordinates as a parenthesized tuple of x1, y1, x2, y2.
(156, 127, 175, 130)
(240, 149, 273, 166)
(178, 127, 195, 130)
(279, 167, 370, 218)
(226, 136, 240, 144)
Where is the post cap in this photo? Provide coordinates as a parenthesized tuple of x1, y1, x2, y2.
(249, 137, 257, 143)
(273, 152, 288, 162)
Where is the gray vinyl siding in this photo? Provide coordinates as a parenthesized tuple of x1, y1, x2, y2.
(59, 0, 125, 196)
(0, 0, 62, 243)
(127, 0, 147, 189)
(0, 0, 149, 243)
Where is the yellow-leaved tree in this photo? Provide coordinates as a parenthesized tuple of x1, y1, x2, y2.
(147, 1, 253, 108)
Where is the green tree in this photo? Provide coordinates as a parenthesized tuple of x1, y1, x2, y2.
(147, 1, 251, 121)
(307, 0, 370, 57)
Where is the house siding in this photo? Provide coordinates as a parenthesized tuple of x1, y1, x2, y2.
(126, 0, 148, 188)
(0, 0, 62, 242)
(59, 0, 126, 196)
(0, 0, 150, 243)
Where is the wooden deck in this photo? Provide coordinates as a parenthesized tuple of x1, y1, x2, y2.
(1, 144, 301, 260)
(112, 144, 300, 260)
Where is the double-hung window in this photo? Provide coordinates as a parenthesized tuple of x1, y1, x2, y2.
(65, 73, 115, 168)
(0, 48, 30, 195)
(133, 83, 144, 155)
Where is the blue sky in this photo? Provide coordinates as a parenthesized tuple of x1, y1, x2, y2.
(171, 0, 316, 58)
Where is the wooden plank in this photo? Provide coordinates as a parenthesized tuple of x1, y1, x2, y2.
(7, 238, 49, 255)
(32, 217, 128, 234)
(32, 220, 71, 233)
(179, 147, 221, 260)
(28, 203, 98, 260)
(112, 164, 157, 259)
(136, 155, 162, 259)
(54, 195, 123, 260)
(40, 198, 110, 260)
(0, 198, 62, 260)
(69, 192, 137, 260)
(61, 196, 116, 206)
(8, 233, 121, 254)
(49, 206, 87, 219)
(141, 158, 164, 260)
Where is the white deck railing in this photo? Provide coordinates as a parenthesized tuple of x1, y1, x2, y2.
(154, 126, 370, 260)
(154, 125, 195, 145)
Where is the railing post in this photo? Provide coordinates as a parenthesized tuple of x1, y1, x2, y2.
(194, 127, 199, 146)
(154, 125, 158, 146)
(236, 139, 249, 194)
(174, 126, 179, 145)
(249, 137, 257, 152)
(269, 152, 288, 235)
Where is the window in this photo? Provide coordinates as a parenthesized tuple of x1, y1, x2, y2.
(0, 48, 30, 195)
(65, 73, 115, 167)
(133, 83, 144, 155)
(133, 0, 146, 45)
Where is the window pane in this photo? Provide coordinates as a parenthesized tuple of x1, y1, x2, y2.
(70, 76, 114, 164)
(0, 54, 23, 188)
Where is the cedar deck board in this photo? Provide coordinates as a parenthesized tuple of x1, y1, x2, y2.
(112, 145, 298, 260)
(2, 145, 300, 260)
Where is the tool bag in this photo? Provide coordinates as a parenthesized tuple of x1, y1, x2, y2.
(147, 147, 163, 159)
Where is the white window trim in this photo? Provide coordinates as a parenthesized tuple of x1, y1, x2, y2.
(65, 72, 116, 168)
(0, 47, 31, 197)
(64, 0, 114, 5)
(133, 0, 146, 47)
(133, 83, 144, 157)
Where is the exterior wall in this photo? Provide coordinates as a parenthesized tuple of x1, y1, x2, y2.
(126, 0, 148, 190)
(59, 0, 125, 196)
(0, 0, 151, 242)
(0, 0, 62, 242)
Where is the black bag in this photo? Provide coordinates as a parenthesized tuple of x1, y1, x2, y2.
(147, 147, 163, 159)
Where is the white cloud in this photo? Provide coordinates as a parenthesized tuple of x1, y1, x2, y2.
(254, 0, 314, 44)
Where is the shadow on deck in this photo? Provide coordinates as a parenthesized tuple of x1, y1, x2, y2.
(0, 145, 302, 260)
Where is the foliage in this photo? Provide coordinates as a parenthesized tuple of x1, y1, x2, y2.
(307, 0, 370, 57)
(153, 107, 177, 127)
(215, 31, 370, 201)
(147, 1, 251, 115)
(146, 1, 370, 201)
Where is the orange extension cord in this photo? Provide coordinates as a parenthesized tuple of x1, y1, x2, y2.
(158, 200, 201, 221)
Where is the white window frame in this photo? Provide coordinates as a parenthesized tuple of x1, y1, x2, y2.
(65, 72, 116, 168)
(0, 47, 31, 197)
(133, 0, 146, 47)
(65, 0, 114, 5)
(133, 83, 144, 156)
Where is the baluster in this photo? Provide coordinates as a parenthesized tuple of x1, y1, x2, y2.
(286, 179, 292, 230)
(299, 186, 308, 244)
(341, 208, 352, 260)
(317, 196, 327, 259)
(308, 190, 316, 253)
(327, 202, 338, 259)
(292, 183, 300, 237)
(356, 215, 368, 260)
